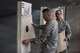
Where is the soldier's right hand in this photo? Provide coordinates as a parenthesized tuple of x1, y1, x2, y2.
(22, 39, 29, 45)
(32, 23, 37, 27)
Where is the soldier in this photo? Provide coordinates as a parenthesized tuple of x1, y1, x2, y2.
(55, 10, 72, 53)
(22, 8, 58, 53)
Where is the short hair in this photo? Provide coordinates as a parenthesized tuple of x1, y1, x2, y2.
(42, 8, 51, 13)
(55, 9, 62, 16)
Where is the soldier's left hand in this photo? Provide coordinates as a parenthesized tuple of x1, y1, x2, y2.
(64, 37, 68, 41)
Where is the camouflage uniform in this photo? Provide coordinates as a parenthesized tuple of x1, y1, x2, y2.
(33, 19, 58, 53)
(58, 19, 72, 53)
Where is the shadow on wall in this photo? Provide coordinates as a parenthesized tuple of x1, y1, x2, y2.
(0, 15, 17, 53)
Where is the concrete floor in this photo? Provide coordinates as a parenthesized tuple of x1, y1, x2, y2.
(68, 37, 80, 53)
(30, 37, 80, 53)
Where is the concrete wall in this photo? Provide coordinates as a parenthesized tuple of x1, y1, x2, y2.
(66, 5, 80, 39)
(66, 5, 80, 53)
(0, 15, 17, 53)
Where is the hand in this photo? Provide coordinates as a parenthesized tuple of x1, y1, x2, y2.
(32, 23, 37, 27)
(64, 37, 68, 41)
(22, 39, 29, 45)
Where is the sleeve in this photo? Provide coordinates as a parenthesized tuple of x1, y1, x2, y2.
(35, 25, 45, 30)
(30, 22, 58, 45)
(34, 23, 58, 46)
(45, 22, 58, 49)
(29, 25, 45, 44)
(30, 37, 41, 44)
(30, 35, 47, 44)
(39, 21, 58, 46)
(40, 23, 58, 50)
(65, 21, 72, 40)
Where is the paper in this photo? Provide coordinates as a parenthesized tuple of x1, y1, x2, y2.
(21, 15, 36, 40)
(17, 1, 35, 53)
(57, 30, 67, 53)
(21, 1, 32, 16)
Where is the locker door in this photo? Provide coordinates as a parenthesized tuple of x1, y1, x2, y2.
(17, 1, 35, 53)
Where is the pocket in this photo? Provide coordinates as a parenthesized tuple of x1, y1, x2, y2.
(47, 44, 56, 51)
